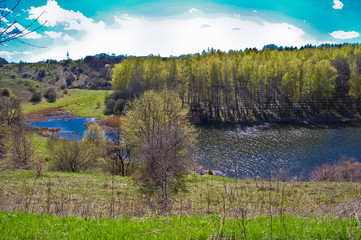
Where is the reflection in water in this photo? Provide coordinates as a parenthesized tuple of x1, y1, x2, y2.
(195, 123, 361, 179)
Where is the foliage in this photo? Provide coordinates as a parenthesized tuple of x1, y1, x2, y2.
(43, 88, 57, 103)
(47, 136, 98, 172)
(30, 91, 42, 102)
(104, 93, 127, 115)
(83, 123, 104, 143)
(111, 45, 361, 122)
(122, 90, 196, 201)
(9, 73, 16, 79)
(1, 88, 11, 97)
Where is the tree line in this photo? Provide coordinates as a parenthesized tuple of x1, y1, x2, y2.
(109, 44, 361, 122)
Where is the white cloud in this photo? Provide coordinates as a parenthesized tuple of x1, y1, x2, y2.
(28, 0, 105, 31)
(0, 51, 32, 59)
(330, 30, 360, 39)
(188, 8, 199, 14)
(22, 0, 318, 62)
(44, 31, 63, 39)
(253, 10, 258, 13)
(332, 0, 344, 9)
(0, 8, 12, 13)
(63, 34, 75, 42)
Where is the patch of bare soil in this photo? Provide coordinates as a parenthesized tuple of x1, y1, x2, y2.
(24, 108, 68, 122)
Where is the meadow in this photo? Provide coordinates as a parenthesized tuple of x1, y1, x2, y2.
(22, 89, 112, 118)
(1, 170, 361, 239)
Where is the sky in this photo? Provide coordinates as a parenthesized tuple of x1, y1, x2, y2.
(0, 0, 360, 62)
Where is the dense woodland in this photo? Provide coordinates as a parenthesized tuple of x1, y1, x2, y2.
(110, 44, 361, 122)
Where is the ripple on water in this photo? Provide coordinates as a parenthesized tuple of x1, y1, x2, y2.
(195, 123, 361, 179)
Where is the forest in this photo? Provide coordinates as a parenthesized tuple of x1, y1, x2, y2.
(109, 44, 361, 122)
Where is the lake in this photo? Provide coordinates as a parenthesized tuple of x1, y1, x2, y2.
(28, 115, 361, 179)
(195, 122, 361, 179)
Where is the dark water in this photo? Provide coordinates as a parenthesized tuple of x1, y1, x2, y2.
(29, 114, 361, 179)
(195, 123, 361, 179)
(28, 113, 96, 140)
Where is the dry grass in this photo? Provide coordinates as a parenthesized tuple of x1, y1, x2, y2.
(1, 170, 361, 219)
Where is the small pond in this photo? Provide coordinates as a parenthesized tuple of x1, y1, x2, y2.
(28, 112, 96, 141)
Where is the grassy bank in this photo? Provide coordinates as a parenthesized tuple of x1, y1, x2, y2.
(0, 170, 360, 218)
(1, 211, 359, 239)
(22, 89, 111, 118)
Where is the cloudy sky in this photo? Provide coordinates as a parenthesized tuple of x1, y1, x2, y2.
(1, 0, 360, 62)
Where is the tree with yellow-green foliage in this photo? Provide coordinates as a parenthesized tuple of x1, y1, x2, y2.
(121, 90, 196, 202)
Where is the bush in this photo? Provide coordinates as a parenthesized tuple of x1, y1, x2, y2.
(311, 158, 361, 182)
(1, 88, 11, 97)
(10, 73, 16, 79)
(114, 99, 126, 115)
(44, 88, 57, 103)
(30, 92, 42, 102)
(104, 93, 128, 115)
(48, 137, 98, 172)
(59, 84, 67, 90)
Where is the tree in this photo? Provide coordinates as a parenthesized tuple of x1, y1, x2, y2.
(0, 0, 47, 44)
(0, 94, 33, 170)
(103, 128, 132, 176)
(122, 90, 196, 202)
(83, 123, 104, 143)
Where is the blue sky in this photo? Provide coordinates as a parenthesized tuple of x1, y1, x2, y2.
(1, 0, 360, 62)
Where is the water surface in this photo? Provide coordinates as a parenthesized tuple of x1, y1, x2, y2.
(195, 122, 361, 179)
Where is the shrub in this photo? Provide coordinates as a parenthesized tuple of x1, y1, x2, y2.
(9, 73, 16, 79)
(59, 84, 67, 90)
(44, 88, 57, 103)
(30, 92, 42, 102)
(1, 88, 11, 97)
(311, 158, 361, 182)
(48, 136, 98, 172)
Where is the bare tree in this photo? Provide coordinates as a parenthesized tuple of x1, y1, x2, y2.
(0, 95, 33, 169)
(7, 121, 34, 169)
(0, 0, 47, 45)
(103, 128, 132, 176)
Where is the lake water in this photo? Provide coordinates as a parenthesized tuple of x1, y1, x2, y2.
(28, 115, 361, 179)
(28, 113, 96, 140)
(195, 122, 361, 179)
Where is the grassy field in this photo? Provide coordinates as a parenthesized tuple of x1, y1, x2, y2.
(22, 89, 112, 118)
(0, 170, 360, 219)
(1, 211, 359, 239)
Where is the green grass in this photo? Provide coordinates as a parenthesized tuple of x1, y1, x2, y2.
(31, 134, 51, 160)
(0, 211, 360, 239)
(22, 89, 112, 118)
